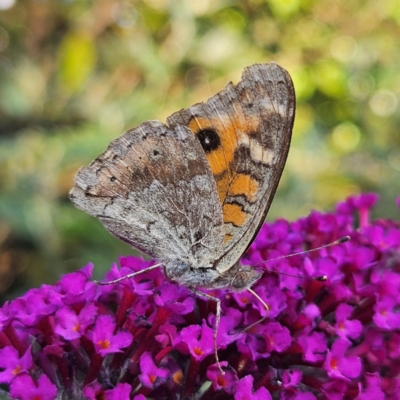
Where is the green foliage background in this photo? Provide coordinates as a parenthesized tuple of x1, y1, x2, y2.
(0, 0, 399, 301)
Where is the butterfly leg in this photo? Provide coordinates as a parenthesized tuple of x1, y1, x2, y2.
(238, 288, 269, 334)
(188, 288, 224, 374)
(94, 262, 163, 285)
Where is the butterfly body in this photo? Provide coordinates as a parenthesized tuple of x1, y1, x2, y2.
(70, 62, 295, 292)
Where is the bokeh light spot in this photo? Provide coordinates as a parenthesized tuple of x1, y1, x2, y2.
(331, 122, 361, 153)
(369, 89, 398, 117)
(331, 36, 357, 62)
(0, 0, 14, 10)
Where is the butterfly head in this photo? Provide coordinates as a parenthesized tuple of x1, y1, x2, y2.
(222, 262, 263, 291)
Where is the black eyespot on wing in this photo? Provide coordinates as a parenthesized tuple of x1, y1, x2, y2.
(196, 128, 221, 153)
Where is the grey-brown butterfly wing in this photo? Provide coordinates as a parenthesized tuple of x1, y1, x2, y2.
(70, 121, 224, 269)
(167, 63, 295, 274)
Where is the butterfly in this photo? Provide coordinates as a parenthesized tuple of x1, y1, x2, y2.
(70, 62, 295, 371)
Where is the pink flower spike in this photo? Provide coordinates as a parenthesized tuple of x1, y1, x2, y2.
(0, 193, 399, 398)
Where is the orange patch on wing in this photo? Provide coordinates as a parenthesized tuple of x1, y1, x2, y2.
(224, 233, 233, 243)
(215, 172, 230, 202)
(188, 113, 261, 215)
(222, 203, 247, 227)
(228, 173, 259, 202)
(188, 117, 237, 176)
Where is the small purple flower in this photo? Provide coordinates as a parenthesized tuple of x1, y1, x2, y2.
(105, 383, 132, 399)
(154, 281, 194, 314)
(82, 381, 102, 399)
(248, 275, 287, 318)
(154, 321, 178, 347)
(387, 332, 400, 360)
(321, 380, 347, 400)
(281, 369, 302, 387)
(206, 362, 238, 393)
(138, 352, 169, 388)
(237, 321, 291, 361)
(104, 258, 162, 296)
(336, 193, 378, 227)
(296, 331, 327, 363)
(323, 339, 362, 380)
(355, 373, 385, 400)
(10, 373, 57, 400)
(212, 307, 242, 345)
(133, 395, 147, 400)
(334, 303, 363, 339)
(234, 375, 272, 399)
(0, 346, 33, 384)
(8, 286, 62, 327)
(55, 303, 97, 340)
(86, 314, 132, 356)
(83, 381, 132, 399)
(58, 263, 97, 305)
(175, 320, 215, 361)
(373, 295, 400, 330)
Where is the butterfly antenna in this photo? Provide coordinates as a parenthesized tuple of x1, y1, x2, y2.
(253, 235, 350, 280)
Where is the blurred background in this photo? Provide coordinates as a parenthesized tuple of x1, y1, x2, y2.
(0, 0, 399, 301)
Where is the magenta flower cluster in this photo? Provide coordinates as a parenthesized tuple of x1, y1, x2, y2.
(0, 194, 399, 399)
